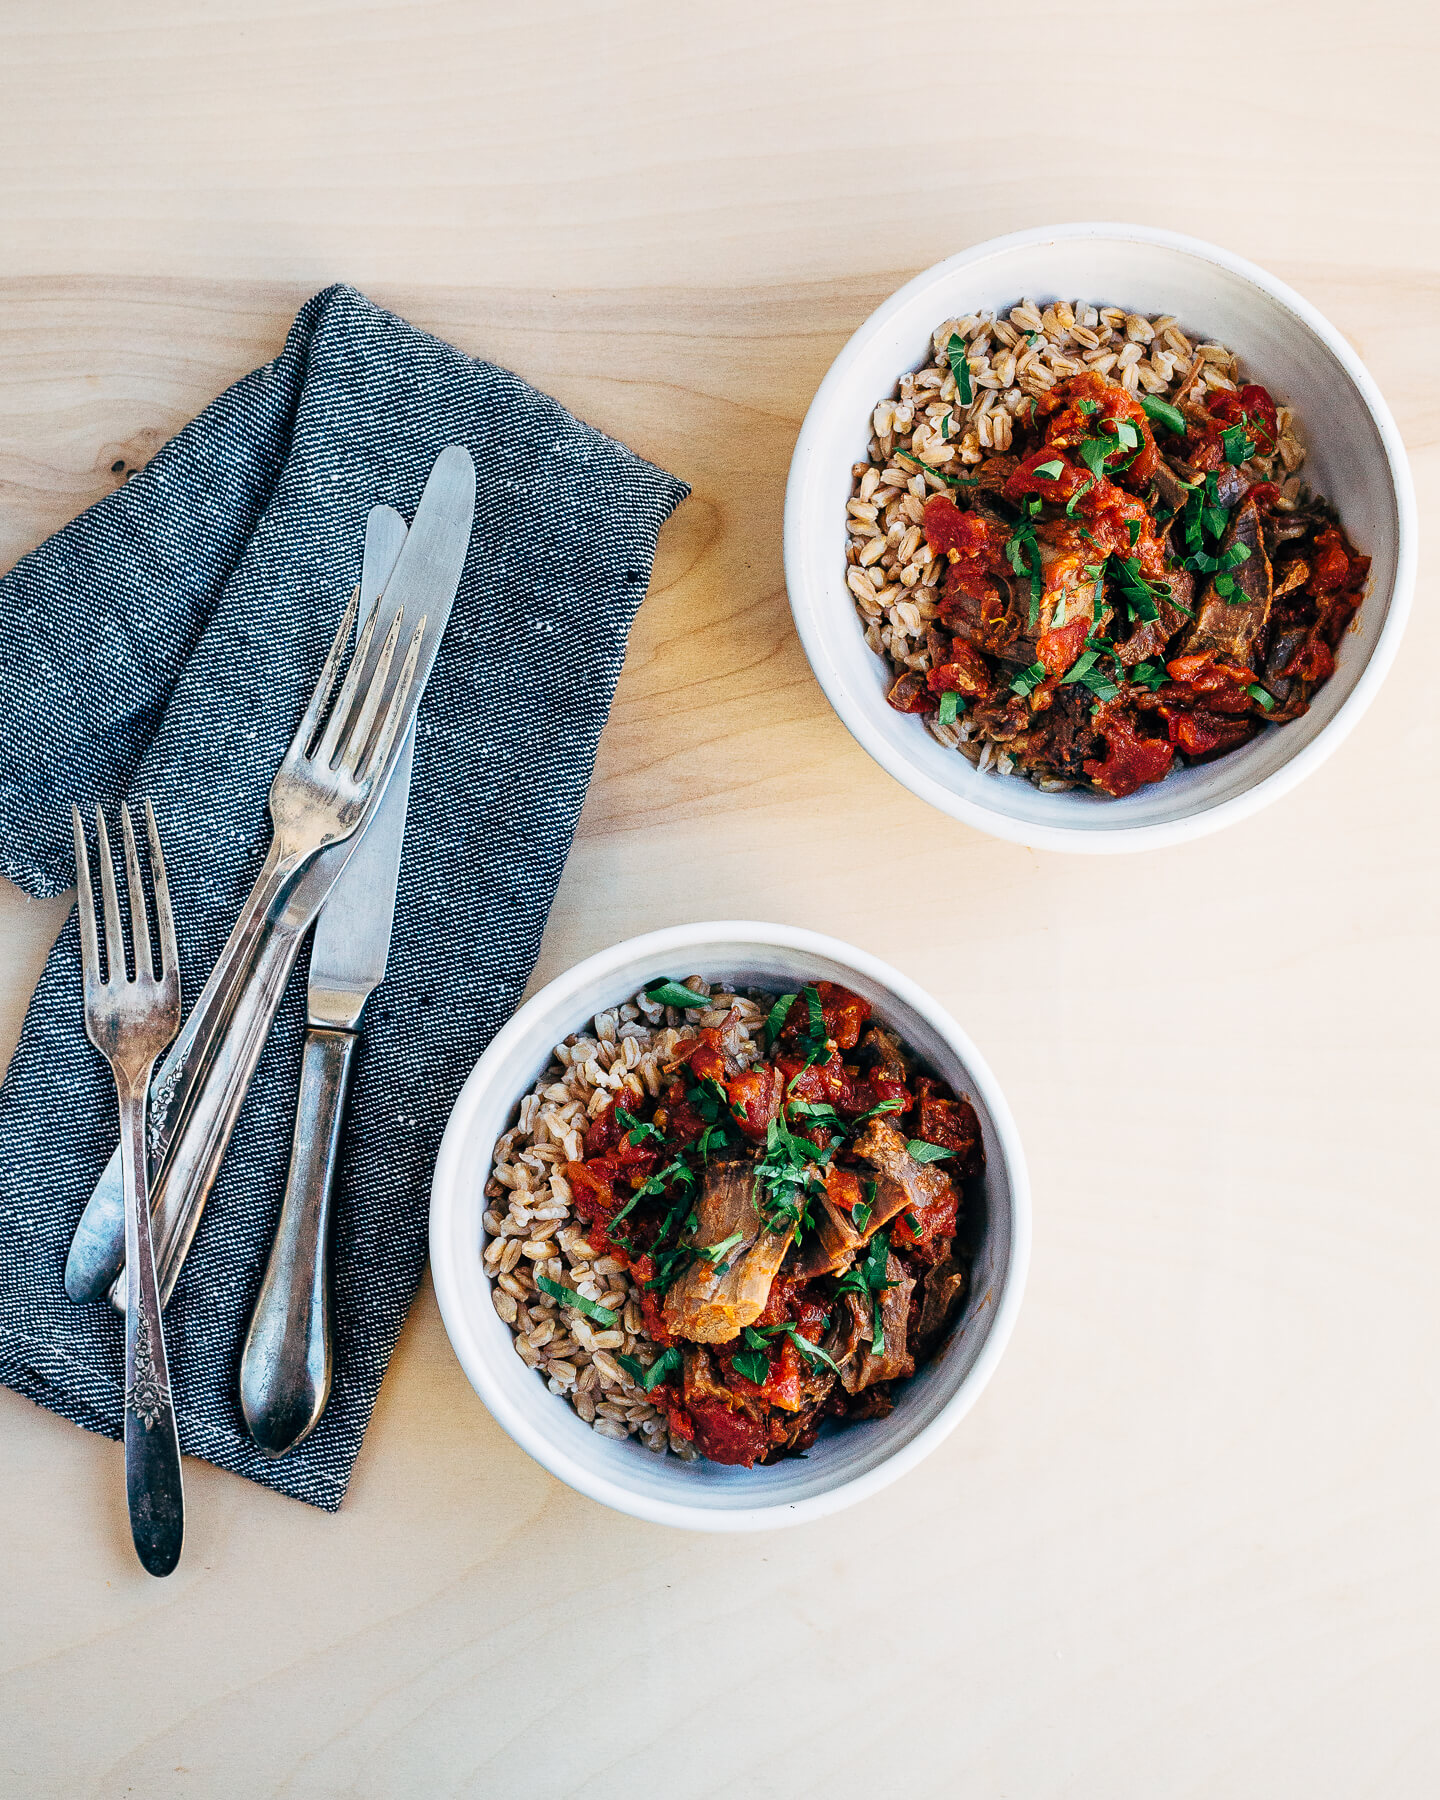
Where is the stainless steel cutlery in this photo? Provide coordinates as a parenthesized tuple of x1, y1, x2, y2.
(240, 503, 415, 1455)
(64, 447, 475, 1315)
(73, 801, 185, 1576)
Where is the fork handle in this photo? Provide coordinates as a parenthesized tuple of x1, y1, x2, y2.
(118, 1077, 184, 1577)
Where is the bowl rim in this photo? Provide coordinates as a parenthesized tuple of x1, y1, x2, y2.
(428, 919, 1033, 1531)
(783, 220, 1418, 853)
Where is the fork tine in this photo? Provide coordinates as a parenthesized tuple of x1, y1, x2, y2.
(71, 804, 101, 991)
(289, 585, 360, 760)
(94, 808, 126, 985)
(361, 614, 427, 783)
(315, 598, 382, 769)
(144, 799, 179, 987)
(338, 605, 404, 777)
(120, 804, 153, 981)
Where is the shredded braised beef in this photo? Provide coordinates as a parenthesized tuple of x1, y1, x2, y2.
(562, 983, 984, 1467)
(881, 370, 1368, 797)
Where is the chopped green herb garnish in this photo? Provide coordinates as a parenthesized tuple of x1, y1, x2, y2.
(937, 689, 963, 725)
(1130, 658, 1168, 693)
(832, 1229, 897, 1354)
(616, 1346, 682, 1392)
(536, 1276, 618, 1326)
(1005, 497, 1045, 629)
(1059, 649, 1119, 703)
(906, 1138, 954, 1164)
(946, 331, 973, 406)
(1078, 437, 1109, 482)
(616, 1107, 665, 1149)
(1247, 683, 1276, 711)
(730, 1348, 770, 1385)
(1221, 423, 1255, 466)
(1031, 458, 1065, 480)
(1108, 555, 1175, 624)
(895, 449, 979, 489)
(644, 978, 708, 1011)
(697, 1230, 745, 1268)
(1126, 518, 1140, 546)
(1010, 660, 1048, 699)
(763, 992, 797, 1046)
(1076, 398, 1100, 416)
(1140, 395, 1186, 436)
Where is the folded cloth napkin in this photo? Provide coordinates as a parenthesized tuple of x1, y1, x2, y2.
(0, 285, 687, 1509)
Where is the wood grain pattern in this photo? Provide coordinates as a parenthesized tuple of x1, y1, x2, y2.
(1, 4, 1438, 1797)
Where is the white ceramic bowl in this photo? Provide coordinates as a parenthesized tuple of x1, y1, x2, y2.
(430, 922, 1030, 1531)
(784, 223, 1417, 853)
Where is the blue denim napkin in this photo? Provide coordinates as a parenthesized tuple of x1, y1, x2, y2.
(0, 285, 687, 1508)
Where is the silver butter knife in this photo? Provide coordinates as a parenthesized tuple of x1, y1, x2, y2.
(239, 504, 412, 1455)
(64, 448, 475, 1309)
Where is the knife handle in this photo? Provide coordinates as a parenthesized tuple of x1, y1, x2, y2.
(239, 1025, 356, 1456)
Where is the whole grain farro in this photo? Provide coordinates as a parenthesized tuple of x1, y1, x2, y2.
(483, 976, 771, 1459)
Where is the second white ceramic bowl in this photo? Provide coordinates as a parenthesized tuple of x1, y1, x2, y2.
(430, 922, 1030, 1531)
(784, 223, 1416, 853)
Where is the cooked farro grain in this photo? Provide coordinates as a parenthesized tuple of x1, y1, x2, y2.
(483, 976, 772, 1460)
(844, 297, 1365, 796)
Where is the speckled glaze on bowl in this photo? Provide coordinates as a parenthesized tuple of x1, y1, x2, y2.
(429, 922, 1030, 1531)
(784, 223, 1416, 852)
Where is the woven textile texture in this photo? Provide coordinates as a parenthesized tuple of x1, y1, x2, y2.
(0, 284, 688, 1509)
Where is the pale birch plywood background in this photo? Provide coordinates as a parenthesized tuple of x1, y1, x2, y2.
(1, 3, 1437, 1797)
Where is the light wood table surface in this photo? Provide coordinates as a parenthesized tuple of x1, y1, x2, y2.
(2, 5, 1437, 1796)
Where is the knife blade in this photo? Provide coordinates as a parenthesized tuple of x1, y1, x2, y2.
(65, 447, 475, 1308)
(238, 503, 412, 1454)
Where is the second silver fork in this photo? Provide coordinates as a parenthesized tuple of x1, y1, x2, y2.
(74, 800, 185, 1577)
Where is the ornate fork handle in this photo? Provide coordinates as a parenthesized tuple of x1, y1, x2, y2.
(118, 1071, 183, 1576)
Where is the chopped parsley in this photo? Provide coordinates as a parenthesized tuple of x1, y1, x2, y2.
(1130, 658, 1168, 693)
(1140, 395, 1186, 436)
(1077, 436, 1109, 483)
(730, 1347, 770, 1385)
(763, 992, 796, 1046)
(1059, 649, 1120, 703)
(906, 1138, 953, 1164)
(1010, 660, 1048, 699)
(1108, 555, 1173, 624)
(536, 1276, 619, 1327)
(833, 1229, 896, 1354)
(1005, 496, 1045, 629)
(1031, 458, 1065, 481)
(937, 689, 963, 725)
(616, 1346, 682, 1392)
(946, 331, 974, 406)
(1247, 683, 1276, 711)
(644, 978, 708, 1011)
(616, 1107, 665, 1149)
(895, 449, 979, 489)
(737, 1322, 843, 1380)
(1221, 423, 1255, 466)
(1178, 475, 1253, 575)
(697, 1229, 745, 1269)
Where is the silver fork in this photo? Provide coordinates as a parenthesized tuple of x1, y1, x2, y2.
(106, 590, 427, 1299)
(73, 800, 185, 1577)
